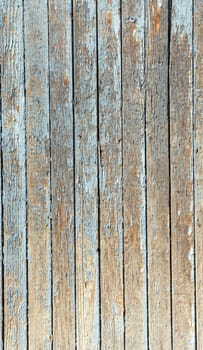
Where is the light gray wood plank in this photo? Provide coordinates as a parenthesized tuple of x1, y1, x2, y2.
(170, 1, 195, 348)
(49, 0, 75, 347)
(73, 1, 100, 348)
(24, 0, 52, 348)
(146, 0, 171, 348)
(122, 0, 147, 349)
(1, 0, 27, 347)
(97, 1, 124, 348)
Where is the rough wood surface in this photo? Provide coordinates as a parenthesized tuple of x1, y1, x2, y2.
(98, 1, 124, 348)
(194, 1, 203, 349)
(170, 1, 195, 348)
(73, 1, 100, 348)
(146, 0, 171, 348)
(49, 0, 75, 348)
(1, 0, 201, 348)
(24, 0, 52, 348)
(1, 0, 27, 348)
(122, 0, 147, 349)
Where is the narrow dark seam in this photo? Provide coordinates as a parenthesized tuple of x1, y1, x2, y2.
(167, 1, 173, 349)
(22, 2, 29, 348)
(46, 1, 53, 347)
(120, 0, 126, 348)
(144, 1, 149, 349)
(95, 1, 102, 348)
(71, 2, 77, 349)
(0, 61, 4, 350)
(192, 0, 197, 348)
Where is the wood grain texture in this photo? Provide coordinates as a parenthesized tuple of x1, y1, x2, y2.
(146, 0, 171, 348)
(24, 0, 52, 348)
(1, 1, 202, 348)
(1, 0, 27, 348)
(98, 1, 124, 348)
(49, 0, 75, 348)
(122, 1, 147, 349)
(170, 1, 195, 348)
(73, 1, 100, 348)
(194, 1, 202, 349)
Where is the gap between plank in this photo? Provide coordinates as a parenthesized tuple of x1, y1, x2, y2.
(95, 1, 102, 348)
(143, 1, 149, 349)
(71, 1, 77, 348)
(120, 0, 126, 348)
(22, 0, 29, 347)
(47, 0, 53, 347)
(0, 61, 4, 350)
(192, 0, 197, 347)
(167, 1, 173, 349)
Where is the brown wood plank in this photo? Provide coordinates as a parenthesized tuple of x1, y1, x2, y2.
(146, 0, 171, 348)
(122, 1, 147, 349)
(73, 1, 100, 348)
(170, 1, 195, 348)
(1, 0, 27, 348)
(97, 1, 124, 348)
(24, 0, 52, 348)
(49, 0, 75, 348)
(194, 1, 203, 349)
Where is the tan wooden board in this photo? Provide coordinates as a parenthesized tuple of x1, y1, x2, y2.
(24, 0, 52, 348)
(2, 0, 27, 348)
(146, 0, 171, 348)
(73, 1, 100, 348)
(170, 0, 195, 348)
(122, 0, 147, 348)
(49, 0, 75, 348)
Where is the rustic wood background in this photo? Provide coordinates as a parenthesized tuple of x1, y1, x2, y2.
(1, 0, 203, 349)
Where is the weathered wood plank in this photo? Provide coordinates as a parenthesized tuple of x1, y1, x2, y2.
(24, 0, 52, 348)
(1, 0, 27, 348)
(122, 1, 147, 349)
(48, 0, 75, 348)
(98, 1, 124, 348)
(170, 1, 195, 348)
(194, 1, 203, 349)
(146, 0, 171, 348)
(73, 1, 100, 348)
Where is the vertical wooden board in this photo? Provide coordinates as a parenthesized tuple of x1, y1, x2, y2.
(122, 1, 147, 349)
(24, 0, 52, 348)
(49, 0, 75, 348)
(73, 1, 100, 348)
(98, 1, 124, 348)
(1, 0, 27, 348)
(146, 0, 171, 348)
(194, 1, 203, 349)
(170, 1, 195, 348)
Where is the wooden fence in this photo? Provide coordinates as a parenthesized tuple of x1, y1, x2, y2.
(1, 0, 203, 349)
